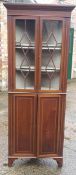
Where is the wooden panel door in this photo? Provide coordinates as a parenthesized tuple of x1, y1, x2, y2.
(37, 94, 61, 157)
(8, 93, 37, 157)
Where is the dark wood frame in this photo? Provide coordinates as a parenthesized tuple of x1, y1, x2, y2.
(4, 3, 75, 167)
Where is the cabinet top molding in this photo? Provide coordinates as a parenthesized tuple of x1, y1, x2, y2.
(4, 3, 75, 12)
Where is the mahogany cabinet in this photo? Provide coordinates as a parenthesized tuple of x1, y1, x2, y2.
(4, 3, 75, 167)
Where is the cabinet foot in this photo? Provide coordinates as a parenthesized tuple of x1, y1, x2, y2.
(8, 158, 17, 167)
(54, 158, 63, 167)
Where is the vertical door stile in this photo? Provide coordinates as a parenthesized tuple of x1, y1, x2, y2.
(37, 93, 39, 156)
(8, 16, 15, 91)
(13, 18, 16, 91)
(35, 17, 40, 90)
(64, 18, 70, 91)
(60, 19, 66, 91)
(38, 18, 43, 90)
(33, 94, 37, 155)
(37, 17, 42, 155)
(56, 95, 61, 153)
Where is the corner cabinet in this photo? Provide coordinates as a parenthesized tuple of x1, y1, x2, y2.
(4, 3, 75, 167)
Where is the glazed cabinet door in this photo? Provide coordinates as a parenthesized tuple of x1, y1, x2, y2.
(9, 16, 39, 91)
(37, 94, 61, 157)
(9, 93, 37, 157)
(39, 17, 66, 92)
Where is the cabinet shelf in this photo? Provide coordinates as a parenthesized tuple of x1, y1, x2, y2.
(41, 66, 60, 72)
(42, 47, 61, 50)
(42, 44, 61, 50)
(16, 44, 61, 50)
(16, 66, 60, 72)
(16, 66, 35, 72)
(16, 43, 35, 49)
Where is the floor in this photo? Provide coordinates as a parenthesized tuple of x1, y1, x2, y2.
(0, 79, 76, 175)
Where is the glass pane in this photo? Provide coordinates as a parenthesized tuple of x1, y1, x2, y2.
(41, 20, 62, 90)
(15, 19, 35, 89)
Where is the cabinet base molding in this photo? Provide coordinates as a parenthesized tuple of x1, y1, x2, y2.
(8, 157, 63, 167)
